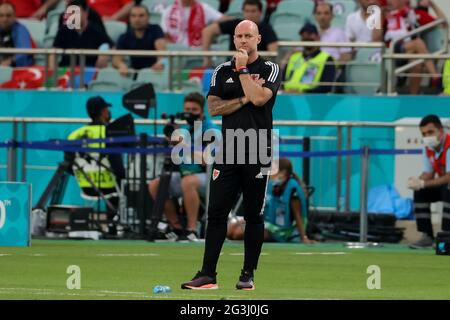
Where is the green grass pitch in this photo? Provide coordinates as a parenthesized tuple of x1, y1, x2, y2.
(0, 240, 449, 300)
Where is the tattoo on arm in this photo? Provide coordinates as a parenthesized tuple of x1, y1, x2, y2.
(208, 96, 244, 116)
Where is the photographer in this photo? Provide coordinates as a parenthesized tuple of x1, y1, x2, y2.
(148, 92, 219, 242)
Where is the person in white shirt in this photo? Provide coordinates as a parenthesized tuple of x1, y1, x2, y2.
(314, 2, 352, 63)
(345, 0, 383, 43)
(160, 0, 228, 47)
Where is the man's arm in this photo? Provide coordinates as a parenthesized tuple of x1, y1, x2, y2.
(31, 0, 60, 20)
(208, 95, 248, 116)
(423, 172, 450, 188)
(239, 74, 273, 106)
(107, 1, 134, 21)
(201, 22, 222, 67)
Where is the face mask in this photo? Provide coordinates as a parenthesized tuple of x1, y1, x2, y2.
(272, 177, 284, 187)
(423, 136, 440, 149)
(185, 112, 200, 126)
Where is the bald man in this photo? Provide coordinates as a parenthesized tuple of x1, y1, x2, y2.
(181, 20, 281, 291)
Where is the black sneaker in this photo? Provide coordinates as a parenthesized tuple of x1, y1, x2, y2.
(409, 233, 434, 249)
(236, 270, 255, 291)
(181, 271, 218, 290)
(177, 230, 200, 242)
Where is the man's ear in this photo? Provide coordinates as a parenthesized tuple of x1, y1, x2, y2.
(257, 34, 261, 45)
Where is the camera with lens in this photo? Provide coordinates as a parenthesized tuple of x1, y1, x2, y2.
(162, 112, 200, 138)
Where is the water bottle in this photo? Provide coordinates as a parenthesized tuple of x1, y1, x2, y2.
(153, 285, 171, 294)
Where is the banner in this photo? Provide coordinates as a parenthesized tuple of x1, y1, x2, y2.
(0, 182, 32, 247)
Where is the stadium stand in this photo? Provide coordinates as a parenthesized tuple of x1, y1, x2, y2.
(104, 20, 128, 44)
(0, 66, 12, 83)
(131, 67, 169, 91)
(345, 48, 382, 95)
(88, 67, 133, 91)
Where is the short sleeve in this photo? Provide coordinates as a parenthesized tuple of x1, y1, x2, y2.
(262, 61, 281, 96)
(152, 24, 165, 40)
(446, 149, 450, 173)
(116, 34, 127, 49)
(345, 14, 355, 41)
(422, 148, 433, 173)
(207, 64, 224, 97)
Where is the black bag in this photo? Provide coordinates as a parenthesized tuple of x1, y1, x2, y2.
(436, 232, 450, 255)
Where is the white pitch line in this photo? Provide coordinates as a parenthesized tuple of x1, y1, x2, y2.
(292, 252, 350, 255)
(0, 254, 11, 257)
(0, 287, 245, 300)
(228, 253, 269, 256)
(96, 253, 160, 257)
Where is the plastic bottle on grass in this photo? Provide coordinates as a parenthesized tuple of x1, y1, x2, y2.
(153, 285, 171, 294)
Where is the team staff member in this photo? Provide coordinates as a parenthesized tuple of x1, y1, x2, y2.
(181, 20, 281, 290)
(408, 115, 450, 249)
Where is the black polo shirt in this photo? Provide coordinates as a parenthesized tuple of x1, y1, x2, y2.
(219, 19, 278, 51)
(208, 56, 281, 158)
(53, 22, 113, 67)
(116, 24, 164, 70)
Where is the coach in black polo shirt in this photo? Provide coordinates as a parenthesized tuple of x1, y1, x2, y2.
(181, 20, 281, 291)
(201, 0, 278, 67)
(112, 4, 166, 76)
(50, 0, 113, 69)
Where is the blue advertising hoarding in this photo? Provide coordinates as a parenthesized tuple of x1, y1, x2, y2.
(0, 182, 31, 247)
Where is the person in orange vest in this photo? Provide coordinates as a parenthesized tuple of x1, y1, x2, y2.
(408, 114, 450, 249)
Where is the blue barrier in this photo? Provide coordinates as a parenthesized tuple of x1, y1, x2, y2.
(0, 136, 423, 158)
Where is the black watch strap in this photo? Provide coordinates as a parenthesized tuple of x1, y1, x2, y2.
(238, 67, 250, 75)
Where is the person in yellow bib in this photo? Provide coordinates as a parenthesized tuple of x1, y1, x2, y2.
(282, 22, 336, 94)
(65, 96, 125, 233)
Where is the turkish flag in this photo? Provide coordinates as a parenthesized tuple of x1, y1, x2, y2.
(0, 66, 46, 89)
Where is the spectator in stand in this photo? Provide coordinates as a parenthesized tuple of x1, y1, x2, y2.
(59, 0, 106, 34)
(113, 4, 166, 76)
(346, 0, 383, 43)
(87, 0, 133, 21)
(201, 0, 277, 67)
(282, 22, 336, 94)
(1, 0, 60, 19)
(49, 0, 113, 70)
(0, 2, 34, 67)
(314, 1, 352, 63)
(161, 0, 228, 48)
(414, 0, 447, 26)
(383, 0, 439, 94)
(219, 0, 230, 13)
(264, 0, 281, 23)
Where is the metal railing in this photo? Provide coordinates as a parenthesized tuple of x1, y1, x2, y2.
(388, 18, 449, 94)
(0, 117, 423, 214)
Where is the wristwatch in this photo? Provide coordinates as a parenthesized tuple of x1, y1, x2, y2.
(238, 66, 250, 75)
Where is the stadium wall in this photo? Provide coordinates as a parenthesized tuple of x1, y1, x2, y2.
(1, 91, 450, 210)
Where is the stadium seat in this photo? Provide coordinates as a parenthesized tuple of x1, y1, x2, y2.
(270, 0, 313, 26)
(0, 66, 13, 84)
(226, 0, 244, 19)
(43, 21, 59, 48)
(149, 11, 162, 25)
(329, 0, 358, 29)
(18, 19, 46, 48)
(45, 7, 64, 34)
(88, 67, 133, 91)
(422, 27, 445, 53)
(104, 21, 128, 45)
(345, 48, 382, 95)
(180, 79, 203, 93)
(273, 23, 301, 41)
(202, 0, 220, 10)
(131, 68, 169, 91)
